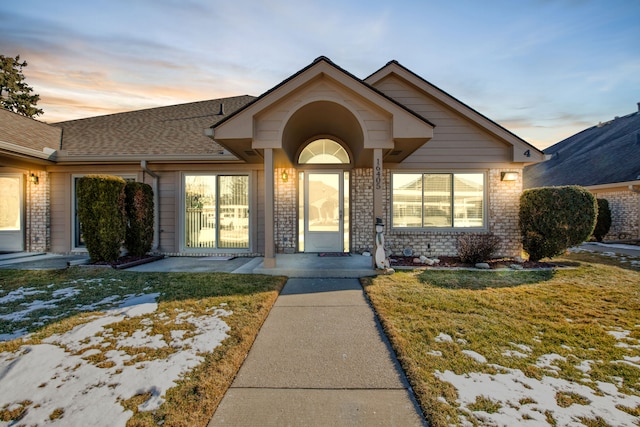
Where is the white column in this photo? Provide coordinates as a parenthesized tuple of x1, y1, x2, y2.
(373, 148, 383, 267)
(263, 148, 276, 268)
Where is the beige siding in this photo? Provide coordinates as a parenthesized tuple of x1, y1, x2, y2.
(49, 172, 71, 253)
(157, 171, 177, 253)
(47, 164, 264, 256)
(374, 76, 511, 168)
(255, 78, 391, 145)
(256, 170, 265, 253)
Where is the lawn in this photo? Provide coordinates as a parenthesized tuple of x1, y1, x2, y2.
(0, 267, 286, 426)
(363, 251, 640, 427)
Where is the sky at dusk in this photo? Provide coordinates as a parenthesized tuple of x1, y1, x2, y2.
(1, 0, 638, 150)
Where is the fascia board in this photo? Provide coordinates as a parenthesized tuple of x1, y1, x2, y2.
(0, 140, 57, 161)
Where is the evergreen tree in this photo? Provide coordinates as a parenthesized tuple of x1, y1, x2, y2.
(0, 54, 43, 117)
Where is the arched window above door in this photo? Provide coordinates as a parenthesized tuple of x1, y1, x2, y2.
(298, 138, 350, 164)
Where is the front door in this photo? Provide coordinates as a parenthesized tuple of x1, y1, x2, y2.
(0, 174, 24, 252)
(301, 171, 349, 253)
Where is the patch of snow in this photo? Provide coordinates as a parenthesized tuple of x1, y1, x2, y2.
(435, 333, 453, 343)
(462, 350, 487, 364)
(502, 350, 528, 358)
(0, 328, 29, 342)
(0, 294, 231, 426)
(613, 358, 640, 370)
(0, 287, 45, 304)
(427, 350, 443, 357)
(51, 286, 80, 298)
(509, 342, 532, 353)
(535, 353, 566, 371)
(436, 366, 640, 426)
(608, 329, 631, 340)
(575, 360, 593, 373)
(457, 338, 468, 345)
(76, 295, 121, 311)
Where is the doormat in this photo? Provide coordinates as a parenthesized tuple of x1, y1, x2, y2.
(318, 252, 351, 257)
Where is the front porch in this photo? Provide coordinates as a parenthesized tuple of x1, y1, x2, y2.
(0, 252, 378, 278)
(251, 253, 376, 278)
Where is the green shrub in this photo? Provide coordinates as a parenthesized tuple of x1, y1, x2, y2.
(124, 182, 155, 256)
(592, 198, 612, 242)
(519, 186, 597, 261)
(456, 233, 501, 263)
(76, 175, 127, 263)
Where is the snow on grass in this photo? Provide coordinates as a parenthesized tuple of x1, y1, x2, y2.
(0, 292, 232, 426)
(433, 329, 640, 426)
(434, 332, 453, 343)
(462, 350, 487, 364)
(436, 366, 640, 426)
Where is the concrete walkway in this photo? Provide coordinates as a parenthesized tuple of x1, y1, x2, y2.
(208, 278, 426, 426)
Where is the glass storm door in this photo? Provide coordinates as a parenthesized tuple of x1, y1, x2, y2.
(0, 174, 24, 252)
(302, 171, 347, 253)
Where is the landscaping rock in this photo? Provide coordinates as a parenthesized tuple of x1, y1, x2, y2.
(510, 264, 524, 270)
(475, 262, 491, 269)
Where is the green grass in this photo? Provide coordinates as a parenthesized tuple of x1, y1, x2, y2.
(0, 267, 286, 426)
(362, 252, 640, 427)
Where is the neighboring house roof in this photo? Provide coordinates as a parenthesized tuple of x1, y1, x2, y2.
(525, 108, 640, 188)
(53, 95, 255, 161)
(0, 108, 61, 162)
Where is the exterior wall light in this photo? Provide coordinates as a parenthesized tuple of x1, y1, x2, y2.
(501, 171, 519, 181)
(30, 173, 39, 184)
(281, 171, 288, 182)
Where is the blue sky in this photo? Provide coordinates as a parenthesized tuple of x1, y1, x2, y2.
(1, 0, 638, 149)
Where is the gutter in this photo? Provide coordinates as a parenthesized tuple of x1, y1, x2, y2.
(0, 140, 58, 161)
(141, 161, 160, 251)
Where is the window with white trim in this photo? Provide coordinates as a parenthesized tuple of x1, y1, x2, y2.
(391, 172, 485, 228)
(183, 174, 249, 250)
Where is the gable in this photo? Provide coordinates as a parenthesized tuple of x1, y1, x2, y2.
(366, 61, 545, 167)
(211, 57, 434, 166)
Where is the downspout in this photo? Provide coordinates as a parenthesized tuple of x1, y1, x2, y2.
(141, 161, 160, 251)
(629, 185, 640, 239)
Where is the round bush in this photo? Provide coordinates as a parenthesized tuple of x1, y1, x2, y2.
(519, 186, 597, 262)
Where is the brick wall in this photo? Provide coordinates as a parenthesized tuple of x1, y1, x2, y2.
(595, 190, 640, 240)
(273, 167, 524, 258)
(351, 168, 523, 258)
(274, 168, 297, 253)
(26, 170, 50, 252)
(351, 168, 374, 252)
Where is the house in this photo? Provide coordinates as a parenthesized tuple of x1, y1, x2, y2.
(524, 105, 640, 240)
(1, 57, 544, 266)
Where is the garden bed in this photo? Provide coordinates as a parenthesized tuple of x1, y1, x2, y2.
(388, 255, 556, 269)
(87, 254, 164, 269)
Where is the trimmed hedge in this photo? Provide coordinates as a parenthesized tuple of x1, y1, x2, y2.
(77, 175, 127, 263)
(124, 182, 155, 256)
(519, 186, 597, 262)
(592, 198, 612, 242)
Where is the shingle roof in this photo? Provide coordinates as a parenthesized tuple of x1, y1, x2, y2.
(0, 108, 61, 152)
(53, 95, 255, 157)
(524, 109, 640, 188)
